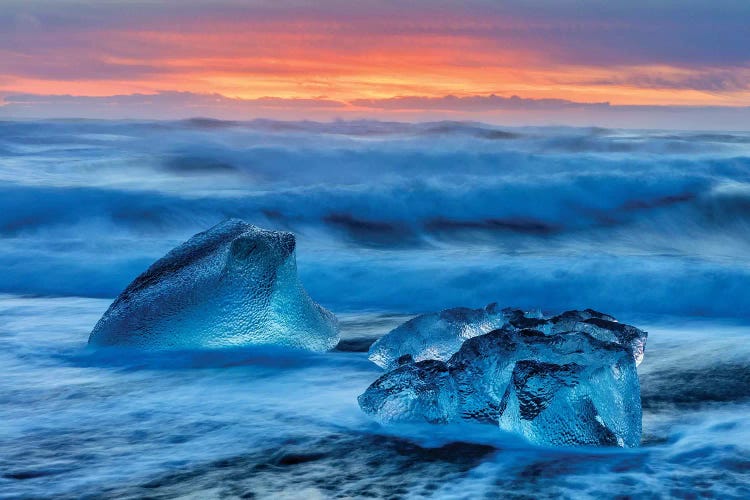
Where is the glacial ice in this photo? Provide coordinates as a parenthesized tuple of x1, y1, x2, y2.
(367, 303, 533, 370)
(368, 305, 646, 368)
(89, 219, 340, 351)
(359, 324, 643, 447)
(357, 359, 459, 424)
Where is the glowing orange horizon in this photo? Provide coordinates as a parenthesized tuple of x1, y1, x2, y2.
(2, 13, 750, 111)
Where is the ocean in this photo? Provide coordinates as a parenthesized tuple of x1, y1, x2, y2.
(1, 119, 749, 498)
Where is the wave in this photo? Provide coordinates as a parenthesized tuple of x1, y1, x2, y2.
(2, 119, 750, 317)
(2, 173, 750, 251)
(3, 242, 749, 318)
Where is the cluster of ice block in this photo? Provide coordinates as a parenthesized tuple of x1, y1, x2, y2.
(87, 219, 647, 447)
(360, 306, 647, 447)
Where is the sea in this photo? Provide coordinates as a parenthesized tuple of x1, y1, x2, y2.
(1, 118, 749, 498)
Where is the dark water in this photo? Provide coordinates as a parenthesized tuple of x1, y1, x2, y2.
(1, 120, 750, 498)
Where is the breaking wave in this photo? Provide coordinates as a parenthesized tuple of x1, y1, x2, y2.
(1, 119, 750, 317)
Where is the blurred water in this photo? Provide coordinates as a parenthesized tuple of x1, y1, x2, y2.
(0, 296, 749, 498)
(0, 119, 749, 316)
(2, 120, 750, 498)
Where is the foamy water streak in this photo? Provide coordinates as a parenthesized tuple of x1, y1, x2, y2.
(1, 120, 750, 317)
(1, 296, 749, 498)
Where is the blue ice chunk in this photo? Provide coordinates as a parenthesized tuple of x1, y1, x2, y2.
(359, 327, 642, 447)
(367, 303, 539, 370)
(356, 359, 459, 424)
(89, 219, 339, 351)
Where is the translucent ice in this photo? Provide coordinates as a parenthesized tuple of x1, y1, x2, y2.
(367, 303, 536, 370)
(498, 360, 637, 447)
(89, 219, 340, 351)
(359, 328, 642, 447)
(357, 359, 459, 424)
(368, 305, 646, 368)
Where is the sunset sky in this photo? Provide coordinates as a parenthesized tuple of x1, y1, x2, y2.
(2, 0, 749, 127)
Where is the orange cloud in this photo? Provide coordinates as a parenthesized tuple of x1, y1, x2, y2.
(1, 3, 749, 111)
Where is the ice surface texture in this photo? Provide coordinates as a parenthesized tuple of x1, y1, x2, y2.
(360, 309, 646, 447)
(89, 219, 339, 351)
(369, 305, 646, 368)
(368, 303, 522, 370)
